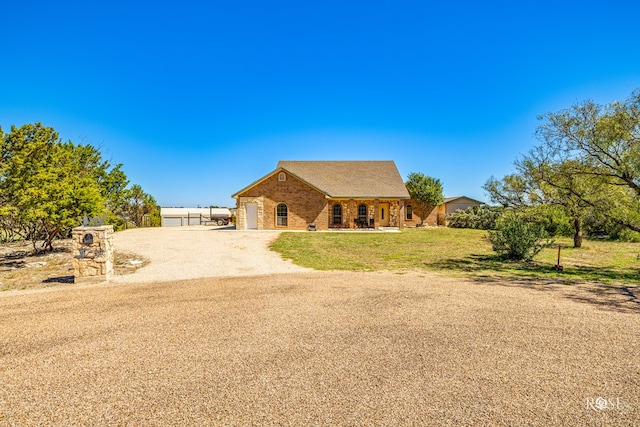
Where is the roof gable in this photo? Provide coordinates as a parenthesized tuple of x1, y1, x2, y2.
(231, 167, 328, 198)
(443, 196, 484, 205)
(233, 160, 411, 199)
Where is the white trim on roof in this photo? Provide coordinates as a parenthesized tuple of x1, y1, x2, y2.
(160, 208, 231, 216)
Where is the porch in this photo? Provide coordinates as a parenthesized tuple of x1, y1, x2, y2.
(326, 199, 404, 230)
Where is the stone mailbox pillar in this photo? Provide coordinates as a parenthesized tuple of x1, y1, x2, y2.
(72, 225, 114, 283)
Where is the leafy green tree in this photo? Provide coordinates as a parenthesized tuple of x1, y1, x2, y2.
(535, 88, 640, 232)
(121, 184, 160, 227)
(0, 123, 105, 250)
(517, 204, 572, 238)
(486, 89, 640, 246)
(405, 172, 444, 226)
(485, 156, 603, 247)
(0, 122, 159, 249)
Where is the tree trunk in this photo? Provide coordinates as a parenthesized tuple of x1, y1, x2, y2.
(573, 216, 583, 248)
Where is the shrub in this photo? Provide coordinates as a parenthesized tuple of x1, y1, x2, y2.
(609, 228, 640, 242)
(517, 205, 573, 237)
(488, 213, 550, 261)
(446, 205, 503, 230)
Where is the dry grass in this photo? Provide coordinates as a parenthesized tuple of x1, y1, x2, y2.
(0, 239, 148, 291)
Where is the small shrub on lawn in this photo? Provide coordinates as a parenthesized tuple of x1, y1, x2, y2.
(447, 205, 503, 230)
(488, 213, 551, 261)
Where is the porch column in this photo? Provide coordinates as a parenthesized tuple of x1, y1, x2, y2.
(399, 200, 405, 230)
(373, 199, 380, 229)
(349, 199, 355, 228)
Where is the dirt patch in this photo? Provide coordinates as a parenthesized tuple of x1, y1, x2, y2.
(0, 240, 75, 291)
(0, 239, 148, 291)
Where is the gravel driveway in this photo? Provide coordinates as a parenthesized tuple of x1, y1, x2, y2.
(112, 226, 309, 283)
(1, 271, 638, 425)
(1, 227, 639, 425)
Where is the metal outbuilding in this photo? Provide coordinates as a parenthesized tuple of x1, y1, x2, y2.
(160, 207, 231, 227)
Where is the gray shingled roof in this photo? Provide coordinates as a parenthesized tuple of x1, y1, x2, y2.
(277, 160, 410, 199)
(444, 196, 484, 204)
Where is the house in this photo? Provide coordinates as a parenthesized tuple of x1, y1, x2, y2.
(232, 161, 411, 230)
(403, 196, 483, 227)
(442, 196, 483, 215)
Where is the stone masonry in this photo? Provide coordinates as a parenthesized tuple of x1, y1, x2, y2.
(72, 225, 114, 283)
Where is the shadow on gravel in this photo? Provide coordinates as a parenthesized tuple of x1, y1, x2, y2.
(208, 225, 236, 231)
(43, 276, 75, 284)
(429, 254, 640, 314)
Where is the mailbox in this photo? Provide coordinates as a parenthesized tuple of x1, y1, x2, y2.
(73, 225, 114, 283)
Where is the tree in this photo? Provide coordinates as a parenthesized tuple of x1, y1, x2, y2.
(484, 156, 603, 248)
(485, 88, 640, 246)
(0, 122, 158, 250)
(405, 173, 444, 226)
(535, 88, 640, 232)
(0, 123, 105, 250)
(121, 184, 160, 227)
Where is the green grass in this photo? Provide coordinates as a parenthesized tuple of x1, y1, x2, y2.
(270, 228, 640, 285)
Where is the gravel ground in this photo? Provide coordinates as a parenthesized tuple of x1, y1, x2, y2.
(1, 269, 638, 426)
(1, 227, 639, 425)
(111, 226, 311, 283)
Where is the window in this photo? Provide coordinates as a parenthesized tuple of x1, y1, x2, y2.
(406, 205, 413, 220)
(358, 204, 367, 222)
(276, 203, 288, 226)
(278, 172, 286, 181)
(333, 204, 342, 225)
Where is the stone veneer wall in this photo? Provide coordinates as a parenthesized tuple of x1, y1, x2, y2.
(236, 196, 264, 230)
(72, 225, 114, 283)
(389, 201, 399, 227)
(331, 201, 351, 227)
(326, 199, 404, 228)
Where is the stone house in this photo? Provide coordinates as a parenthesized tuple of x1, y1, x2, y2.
(233, 161, 412, 230)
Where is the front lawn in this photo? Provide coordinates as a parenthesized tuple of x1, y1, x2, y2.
(270, 227, 640, 285)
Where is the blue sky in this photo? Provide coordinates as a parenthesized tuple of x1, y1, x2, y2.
(2, 1, 639, 207)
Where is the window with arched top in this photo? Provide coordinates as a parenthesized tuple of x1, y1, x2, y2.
(406, 205, 413, 220)
(333, 204, 342, 225)
(276, 203, 288, 226)
(278, 172, 286, 181)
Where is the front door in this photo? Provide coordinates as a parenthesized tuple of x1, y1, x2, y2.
(379, 203, 390, 227)
(245, 203, 258, 229)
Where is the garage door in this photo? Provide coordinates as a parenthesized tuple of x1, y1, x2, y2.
(246, 203, 258, 230)
(163, 217, 183, 227)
